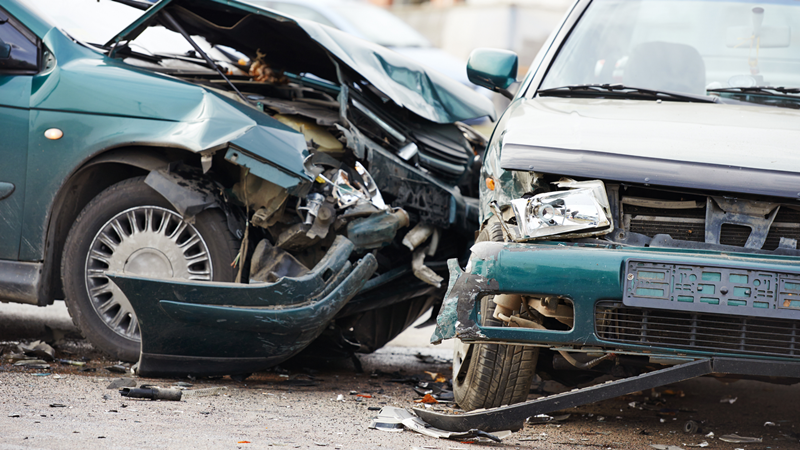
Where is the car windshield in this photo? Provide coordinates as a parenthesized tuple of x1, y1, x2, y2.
(540, 0, 800, 100)
(329, 3, 430, 48)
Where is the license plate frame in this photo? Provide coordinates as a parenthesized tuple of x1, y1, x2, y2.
(623, 259, 800, 320)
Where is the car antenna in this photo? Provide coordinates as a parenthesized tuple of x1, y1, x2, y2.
(160, 10, 250, 105)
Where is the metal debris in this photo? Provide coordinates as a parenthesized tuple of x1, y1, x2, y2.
(182, 387, 228, 398)
(719, 434, 762, 443)
(107, 378, 137, 390)
(526, 414, 571, 425)
(369, 407, 512, 442)
(18, 340, 56, 361)
(119, 386, 182, 401)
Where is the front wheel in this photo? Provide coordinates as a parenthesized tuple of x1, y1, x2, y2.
(452, 223, 538, 411)
(61, 177, 239, 361)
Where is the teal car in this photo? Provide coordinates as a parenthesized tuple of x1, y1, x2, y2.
(0, 0, 494, 376)
(433, 0, 800, 411)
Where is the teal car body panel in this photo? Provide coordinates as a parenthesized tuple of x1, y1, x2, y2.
(108, 236, 377, 377)
(434, 0, 800, 378)
(1, 0, 493, 375)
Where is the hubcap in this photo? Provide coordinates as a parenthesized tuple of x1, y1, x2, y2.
(85, 206, 213, 341)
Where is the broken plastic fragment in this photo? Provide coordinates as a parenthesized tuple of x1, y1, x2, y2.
(719, 434, 762, 443)
(371, 407, 512, 441)
(415, 394, 438, 404)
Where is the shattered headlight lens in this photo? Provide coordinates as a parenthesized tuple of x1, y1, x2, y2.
(509, 180, 613, 241)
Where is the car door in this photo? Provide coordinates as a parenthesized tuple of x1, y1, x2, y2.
(0, 7, 38, 260)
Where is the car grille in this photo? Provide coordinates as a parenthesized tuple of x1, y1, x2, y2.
(595, 300, 800, 359)
(626, 204, 800, 251)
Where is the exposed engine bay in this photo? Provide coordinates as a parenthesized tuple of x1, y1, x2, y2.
(97, 0, 491, 356)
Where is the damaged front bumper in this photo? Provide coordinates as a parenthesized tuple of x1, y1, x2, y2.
(433, 241, 800, 363)
(108, 236, 376, 377)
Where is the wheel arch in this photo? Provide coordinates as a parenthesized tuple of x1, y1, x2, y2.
(41, 146, 196, 304)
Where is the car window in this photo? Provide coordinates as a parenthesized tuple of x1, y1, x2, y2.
(0, 9, 39, 72)
(540, 0, 800, 95)
(250, 2, 338, 28)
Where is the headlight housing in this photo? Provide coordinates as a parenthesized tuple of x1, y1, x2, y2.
(509, 179, 613, 241)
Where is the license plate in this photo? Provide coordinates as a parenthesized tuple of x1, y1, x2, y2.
(623, 260, 800, 320)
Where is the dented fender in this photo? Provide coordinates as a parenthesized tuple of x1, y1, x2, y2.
(106, 236, 377, 377)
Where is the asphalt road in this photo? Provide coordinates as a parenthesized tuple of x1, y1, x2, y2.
(1, 302, 799, 450)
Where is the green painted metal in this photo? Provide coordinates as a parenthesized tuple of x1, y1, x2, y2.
(2, 0, 493, 261)
(0, 75, 30, 260)
(466, 48, 518, 92)
(107, 236, 378, 376)
(437, 241, 800, 361)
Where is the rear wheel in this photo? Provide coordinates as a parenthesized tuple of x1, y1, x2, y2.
(62, 177, 239, 361)
(452, 223, 539, 410)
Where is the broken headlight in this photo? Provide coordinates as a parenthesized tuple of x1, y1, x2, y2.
(509, 180, 613, 241)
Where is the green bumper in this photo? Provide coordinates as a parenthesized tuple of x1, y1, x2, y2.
(432, 241, 800, 361)
(108, 236, 377, 377)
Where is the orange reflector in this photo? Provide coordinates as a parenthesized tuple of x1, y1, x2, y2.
(44, 128, 63, 140)
(485, 177, 495, 191)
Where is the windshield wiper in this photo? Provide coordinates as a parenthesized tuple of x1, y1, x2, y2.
(707, 86, 800, 98)
(538, 84, 718, 103)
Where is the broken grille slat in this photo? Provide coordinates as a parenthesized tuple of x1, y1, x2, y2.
(595, 301, 800, 358)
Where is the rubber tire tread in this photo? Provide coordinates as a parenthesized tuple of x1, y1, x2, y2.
(61, 176, 239, 362)
(453, 223, 539, 411)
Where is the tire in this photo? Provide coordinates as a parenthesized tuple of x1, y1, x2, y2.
(62, 176, 239, 361)
(452, 223, 539, 411)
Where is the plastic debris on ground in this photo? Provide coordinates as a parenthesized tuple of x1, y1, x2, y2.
(719, 396, 737, 404)
(684, 441, 709, 448)
(12, 359, 50, 370)
(719, 434, 762, 443)
(412, 378, 454, 403)
(526, 414, 571, 425)
(105, 364, 130, 374)
(107, 378, 137, 389)
(181, 387, 228, 398)
(764, 421, 776, 427)
(651, 445, 683, 450)
(18, 340, 56, 361)
(119, 386, 182, 401)
(369, 407, 512, 442)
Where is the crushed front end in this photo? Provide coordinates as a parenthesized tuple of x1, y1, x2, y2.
(435, 166, 800, 384)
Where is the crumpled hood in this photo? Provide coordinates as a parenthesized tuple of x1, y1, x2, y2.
(108, 0, 495, 124)
(501, 97, 800, 173)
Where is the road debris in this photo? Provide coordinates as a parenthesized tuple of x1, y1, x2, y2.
(107, 378, 137, 389)
(18, 340, 56, 361)
(719, 434, 762, 443)
(683, 420, 701, 434)
(58, 359, 86, 367)
(13, 359, 50, 370)
(683, 442, 709, 448)
(119, 386, 182, 401)
(764, 421, 776, 427)
(526, 414, 571, 425)
(370, 407, 512, 442)
(182, 387, 228, 398)
(719, 396, 737, 404)
(651, 445, 683, 450)
(105, 364, 130, 374)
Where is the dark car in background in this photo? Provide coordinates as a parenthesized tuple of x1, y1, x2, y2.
(0, 0, 494, 376)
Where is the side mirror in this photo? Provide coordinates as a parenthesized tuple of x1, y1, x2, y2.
(467, 48, 518, 99)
